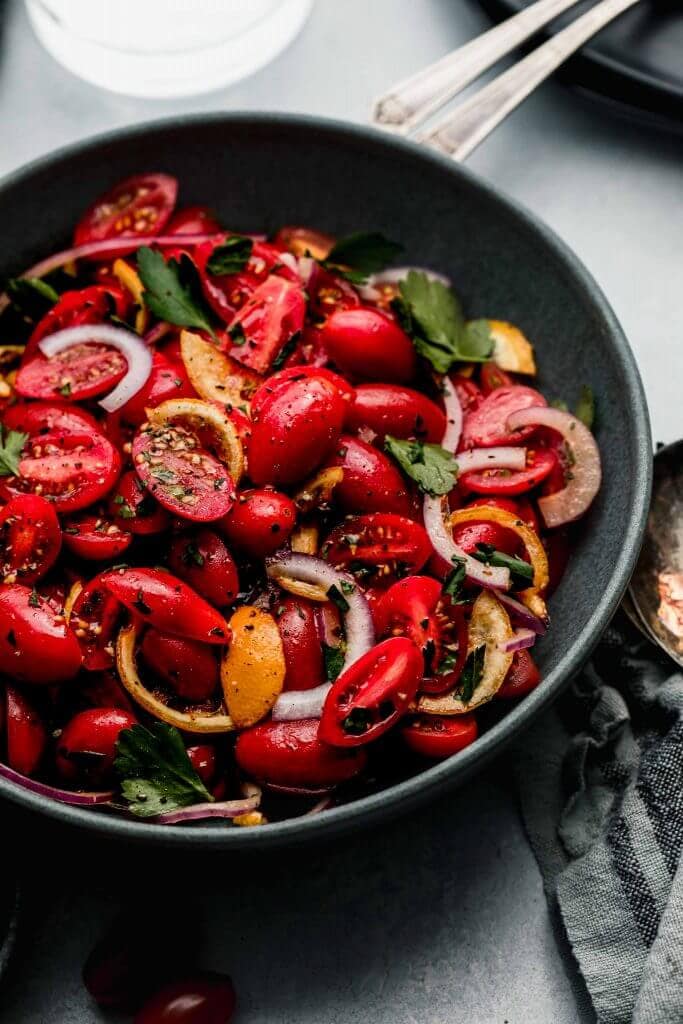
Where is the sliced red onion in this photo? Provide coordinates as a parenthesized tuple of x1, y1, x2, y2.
(423, 494, 510, 590)
(266, 782, 333, 797)
(271, 682, 331, 722)
(0, 762, 113, 805)
(305, 795, 334, 815)
(359, 265, 451, 302)
(497, 591, 548, 634)
(277, 251, 299, 275)
(297, 256, 316, 286)
(500, 627, 537, 653)
(440, 374, 463, 453)
(154, 793, 261, 825)
(38, 324, 153, 413)
(456, 446, 526, 475)
(507, 407, 601, 527)
(316, 603, 342, 647)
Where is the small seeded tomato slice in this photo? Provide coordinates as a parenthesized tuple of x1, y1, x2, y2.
(324, 513, 431, 580)
(62, 512, 132, 561)
(107, 470, 170, 536)
(73, 173, 178, 248)
(0, 584, 82, 684)
(70, 576, 124, 671)
(15, 342, 127, 402)
(461, 385, 546, 449)
(459, 448, 556, 496)
(0, 494, 62, 584)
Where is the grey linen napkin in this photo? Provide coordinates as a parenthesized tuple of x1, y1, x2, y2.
(512, 615, 683, 1024)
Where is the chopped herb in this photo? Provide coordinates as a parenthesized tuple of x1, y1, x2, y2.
(437, 651, 458, 675)
(339, 579, 356, 595)
(341, 707, 372, 736)
(228, 322, 247, 347)
(209, 626, 225, 638)
(384, 436, 458, 496)
(137, 247, 216, 338)
(459, 644, 486, 704)
(0, 427, 28, 478)
(575, 385, 595, 429)
(443, 557, 467, 601)
(323, 232, 403, 284)
(133, 590, 152, 615)
(58, 381, 72, 397)
(115, 722, 212, 818)
(550, 398, 569, 413)
(114, 500, 136, 520)
(271, 331, 300, 371)
(5, 276, 59, 320)
(206, 235, 253, 277)
(327, 584, 350, 613)
(29, 588, 40, 608)
(473, 543, 533, 584)
(63, 525, 80, 535)
(323, 643, 345, 682)
(149, 466, 177, 484)
(182, 543, 205, 568)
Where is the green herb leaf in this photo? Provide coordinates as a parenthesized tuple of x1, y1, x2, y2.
(327, 584, 350, 614)
(206, 235, 253, 277)
(137, 247, 215, 338)
(472, 543, 533, 585)
(5, 277, 59, 320)
(182, 542, 205, 568)
(323, 643, 345, 682)
(115, 723, 212, 818)
(29, 588, 40, 608)
(550, 398, 569, 412)
(0, 427, 27, 477)
(575, 385, 595, 429)
(461, 319, 496, 362)
(443, 557, 466, 601)
(324, 232, 403, 284)
(271, 331, 300, 371)
(228, 322, 247, 347)
(384, 436, 458, 496)
(459, 644, 486, 704)
(341, 707, 372, 736)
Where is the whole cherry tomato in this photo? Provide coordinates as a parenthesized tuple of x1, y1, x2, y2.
(73, 173, 178, 249)
(0, 494, 62, 584)
(2, 400, 100, 438)
(167, 530, 240, 608)
(117, 351, 195, 426)
(324, 513, 431, 580)
(461, 385, 546, 449)
(276, 597, 325, 692)
(320, 307, 416, 383)
(0, 584, 82, 684)
(347, 384, 446, 443)
(327, 435, 415, 516)
(496, 650, 541, 700)
(134, 972, 236, 1024)
(401, 714, 478, 758)
(226, 276, 306, 374)
(5, 684, 47, 776)
(235, 719, 367, 787)
(108, 470, 170, 536)
(218, 489, 296, 559)
(56, 707, 138, 786)
(140, 629, 220, 702)
(249, 366, 354, 420)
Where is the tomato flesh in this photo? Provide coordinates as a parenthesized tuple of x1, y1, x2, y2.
(461, 385, 546, 449)
(62, 512, 132, 561)
(235, 719, 367, 787)
(74, 173, 178, 248)
(0, 584, 82, 684)
(460, 448, 556, 496)
(71, 576, 124, 671)
(16, 343, 127, 403)
(108, 470, 170, 536)
(167, 529, 240, 608)
(402, 714, 478, 759)
(0, 494, 61, 583)
(226, 276, 305, 374)
(324, 513, 431, 580)
(374, 576, 442, 665)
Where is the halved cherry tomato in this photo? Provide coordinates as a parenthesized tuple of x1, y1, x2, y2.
(417, 597, 470, 695)
(276, 597, 325, 692)
(218, 489, 296, 559)
(235, 719, 367, 787)
(319, 636, 423, 747)
(459, 448, 556, 496)
(247, 376, 346, 486)
(117, 351, 195, 426)
(451, 375, 482, 416)
(167, 529, 240, 608)
(5, 684, 47, 776)
(496, 650, 541, 700)
(16, 342, 127, 403)
(0, 494, 61, 583)
(274, 225, 335, 260)
(166, 205, 222, 236)
(401, 714, 478, 759)
(195, 238, 291, 322)
(2, 400, 99, 437)
(70, 576, 124, 671)
(327, 435, 415, 516)
(62, 512, 132, 561)
(249, 366, 354, 420)
(99, 568, 230, 645)
(374, 576, 441, 665)
(347, 384, 446, 443)
(107, 470, 170, 536)
(73, 173, 178, 248)
(79, 670, 135, 713)
(324, 513, 431, 580)
(140, 628, 220, 702)
(480, 362, 513, 394)
(0, 429, 121, 513)
(134, 973, 236, 1024)
(0, 584, 82, 684)
(320, 307, 416, 383)
(22, 285, 129, 362)
(461, 385, 546, 449)
(306, 264, 361, 324)
(56, 708, 138, 785)
(226, 276, 306, 373)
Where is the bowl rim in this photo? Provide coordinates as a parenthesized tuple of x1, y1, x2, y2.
(0, 111, 652, 849)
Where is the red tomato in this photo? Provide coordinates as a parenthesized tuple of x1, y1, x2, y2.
(402, 714, 478, 758)
(417, 598, 470, 695)
(218, 489, 296, 559)
(0, 429, 120, 514)
(56, 708, 138, 785)
(79, 670, 135, 713)
(0, 494, 61, 584)
(16, 343, 127, 403)
(134, 973, 236, 1024)
(273, 225, 335, 260)
(449, 496, 525, 560)
(227, 407, 252, 449)
(247, 377, 346, 486)
(70, 577, 123, 671)
(108, 470, 170, 536)
(195, 238, 290, 322)
(166, 205, 222, 236)
(132, 421, 236, 523)
(99, 568, 229, 645)
(167, 529, 240, 607)
(461, 385, 546, 449)
(327, 435, 415, 516)
(451, 375, 483, 416)
(0, 584, 82, 684)
(62, 512, 132, 561)
(73, 173, 178, 248)
(5, 684, 47, 776)
(249, 366, 354, 421)
(186, 744, 218, 785)
(496, 650, 541, 700)
(226, 276, 306, 373)
(117, 352, 195, 426)
(480, 362, 513, 394)
(2, 400, 99, 438)
(22, 285, 128, 361)
(325, 513, 431, 579)
(374, 576, 441, 664)
(545, 528, 571, 595)
(320, 307, 416, 383)
(541, 447, 566, 496)
(460, 448, 556, 496)
(347, 384, 446, 443)
(319, 636, 423, 747)
(235, 719, 367, 787)
(306, 264, 361, 324)
(140, 628, 220, 702)
(276, 598, 324, 692)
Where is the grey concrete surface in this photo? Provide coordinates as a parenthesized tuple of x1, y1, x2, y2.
(0, 0, 680, 1020)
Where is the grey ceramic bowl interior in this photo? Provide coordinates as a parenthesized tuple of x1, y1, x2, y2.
(0, 114, 651, 849)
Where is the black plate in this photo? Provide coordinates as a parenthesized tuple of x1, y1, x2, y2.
(0, 114, 651, 850)
(479, 0, 683, 128)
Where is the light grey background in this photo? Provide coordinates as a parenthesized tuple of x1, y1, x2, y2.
(0, 1, 680, 1021)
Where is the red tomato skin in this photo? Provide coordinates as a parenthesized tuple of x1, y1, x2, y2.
(167, 530, 240, 608)
(15, 344, 127, 403)
(459, 448, 556, 497)
(496, 650, 541, 700)
(186, 745, 218, 786)
(73, 173, 178, 247)
(2, 401, 100, 438)
(0, 584, 82, 684)
(134, 973, 236, 1024)
(545, 529, 571, 596)
(277, 598, 325, 692)
(62, 515, 132, 561)
(320, 307, 416, 383)
(347, 384, 447, 443)
(108, 470, 170, 536)
(117, 352, 195, 426)
(70, 577, 123, 671)
(325, 513, 431, 576)
(5, 684, 47, 776)
(140, 629, 220, 702)
(22, 285, 128, 362)
(374, 576, 441, 655)
(327, 435, 415, 516)
(450, 497, 525, 559)
(480, 362, 513, 394)
(99, 568, 230, 645)
(402, 714, 478, 758)
(461, 385, 546, 449)
(249, 366, 354, 421)
(235, 719, 367, 787)
(451, 375, 483, 416)
(56, 708, 138, 785)
(166, 206, 222, 235)
(0, 494, 62, 583)
(247, 378, 346, 486)
(227, 276, 306, 373)
(218, 489, 296, 559)
(79, 671, 135, 713)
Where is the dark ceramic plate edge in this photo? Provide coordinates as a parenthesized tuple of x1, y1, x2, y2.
(0, 112, 653, 849)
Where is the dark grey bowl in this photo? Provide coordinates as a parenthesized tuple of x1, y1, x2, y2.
(0, 114, 651, 849)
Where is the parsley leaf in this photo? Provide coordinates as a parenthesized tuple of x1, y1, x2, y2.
(575, 385, 595, 429)
(0, 427, 27, 477)
(459, 644, 486, 704)
(443, 557, 466, 602)
(137, 247, 216, 338)
(472, 543, 533, 585)
(323, 232, 403, 284)
(5, 277, 59, 320)
(115, 722, 212, 818)
(206, 235, 253, 277)
(323, 643, 345, 682)
(327, 584, 350, 614)
(384, 436, 458, 496)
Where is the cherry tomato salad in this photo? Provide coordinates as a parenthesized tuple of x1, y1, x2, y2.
(0, 173, 601, 827)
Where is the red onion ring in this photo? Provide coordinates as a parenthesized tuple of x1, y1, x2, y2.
(266, 782, 334, 797)
(0, 762, 113, 805)
(153, 793, 261, 825)
(423, 494, 510, 590)
(38, 324, 153, 413)
(497, 592, 548, 634)
(507, 407, 601, 527)
(143, 321, 172, 346)
(500, 627, 537, 653)
(440, 374, 463, 453)
(456, 446, 526, 475)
